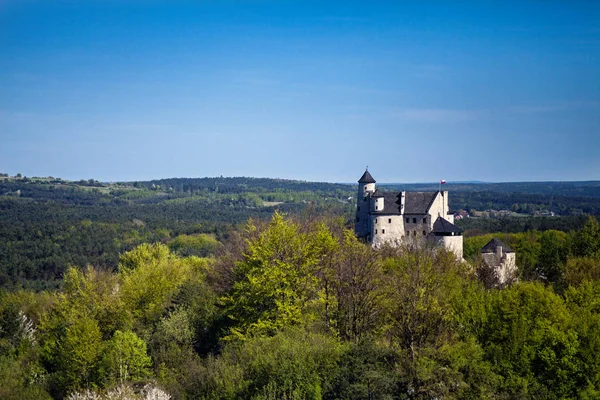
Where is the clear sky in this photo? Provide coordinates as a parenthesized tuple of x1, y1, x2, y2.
(1, 1, 599, 183)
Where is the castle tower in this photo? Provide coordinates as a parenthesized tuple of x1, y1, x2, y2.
(429, 217, 463, 259)
(355, 169, 376, 238)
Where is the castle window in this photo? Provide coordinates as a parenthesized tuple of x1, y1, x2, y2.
(405, 230, 409, 236)
(388, 218, 392, 223)
(413, 231, 417, 236)
(382, 229, 385, 234)
(413, 218, 417, 223)
(406, 217, 409, 223)
(423, 231, 426, 235)
(375, 206, 378, 210)
(375, 229, 377, 234)
(375, 218, 378, 223)
(423, 218, 427, 223)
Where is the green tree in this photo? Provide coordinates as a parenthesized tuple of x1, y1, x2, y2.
(480, 282, 580, 398)
(0, 355, 52, 400)
(61, 267, 131, 339)
(382, 248, 467, 358)
(574, 216, 600, 259)
(564, 281, 600, 397)
(100, 330, 151, 385)
(381, 248, 496, 398)
(119, 243, 199, 328)
(328, 230, 385, 341)
(195, 328, 342, 400)
(329, 339, 398, 400)
(537, 230, 569, 283)
(510, 232, 541, 280)
(564, 257, 600, 286)
(167, 233, 221, 257)
(224, 212, 330, 339)
(51, 312, 102, 395)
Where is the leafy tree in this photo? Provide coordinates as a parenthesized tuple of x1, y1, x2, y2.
(49, 312, 103, 395)
(167, 233, 222, 257)
(564, 281, 600, 396)
(224, 212, 329, 339)
(61, 267, 131, 339)
(195, 328, 342, 400)
(0, 301, 50, 400)
(328, 339, 398, 400)
(0, 355, 52, 400)
(327, 230, 385, 341)
(480, 282, 580, 398)
(564, 257, 600, 286)
(381, 248, 497, 398)
(119, 243, 198, 328)
(510, 232, 541, 279)
(382, 248, 467, 358)
(573, 216, 600, 259)
(100, 330, 151, 385)
(537, 230, 570, 283)
(170, 275, 220, 355)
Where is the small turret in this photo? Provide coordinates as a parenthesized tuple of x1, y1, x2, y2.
(372, 189, 384, 212)
(358, 168, 376, 195)
(355, 168, 376, 238)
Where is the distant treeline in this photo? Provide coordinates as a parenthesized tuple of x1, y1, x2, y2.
(382, 180, 600, 197)
(456, 215, 590, 235)
(449, 191, 600, 215)
(126, 176, 353, 194)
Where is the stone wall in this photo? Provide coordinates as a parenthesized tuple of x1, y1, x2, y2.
(481, 250, 517, 288)
(371, 214, 405, 247)
(435, 235, 463, 259)
(403, 214, 430, 238)
(355, 182, 375, 237)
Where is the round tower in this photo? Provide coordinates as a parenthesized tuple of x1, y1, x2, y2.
(355, 169, 376, 238)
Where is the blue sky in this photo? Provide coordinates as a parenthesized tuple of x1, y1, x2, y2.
(1, 1, 599, 183)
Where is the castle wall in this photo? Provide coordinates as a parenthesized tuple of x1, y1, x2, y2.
(371, 215, 405, 247)
(403, 214, 429, 239)
(436, 235, 463, 259)
(355, 183, 375, 237)
(482, 252, 517, 287)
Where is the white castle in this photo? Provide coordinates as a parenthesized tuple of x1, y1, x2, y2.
(354, 169, 463, 258)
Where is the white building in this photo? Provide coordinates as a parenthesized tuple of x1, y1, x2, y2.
(354, 169, 463, 258)
(480, 238, 517, 288)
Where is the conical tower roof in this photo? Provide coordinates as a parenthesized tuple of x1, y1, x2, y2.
(358, 169, 376, 183)
(481, 238, 514, 253)
(432, 217, 463, 234)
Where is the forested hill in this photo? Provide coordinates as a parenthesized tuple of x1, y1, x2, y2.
(1, 174, 600, 290)
(0, 175, 355, 290)
(129, 176, 352, 193)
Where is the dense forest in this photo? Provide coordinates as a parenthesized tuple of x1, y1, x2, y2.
(2, 211, 600, 399)
(2, 175, 600, 399)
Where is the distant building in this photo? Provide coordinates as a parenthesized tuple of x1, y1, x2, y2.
(454, 210, 469, 220)
(354, 169, 463, 259)
(479, 238, 517, 288)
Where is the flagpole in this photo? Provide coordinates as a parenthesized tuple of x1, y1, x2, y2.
(439, 180, 445, 217)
